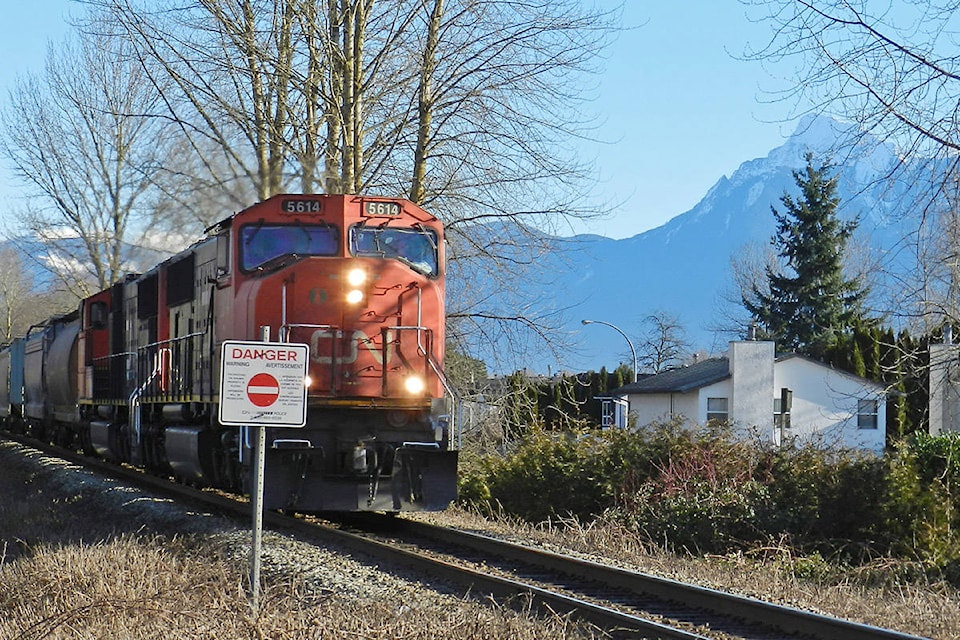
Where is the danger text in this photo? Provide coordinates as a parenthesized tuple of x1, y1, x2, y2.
(231, 347, 301, 362)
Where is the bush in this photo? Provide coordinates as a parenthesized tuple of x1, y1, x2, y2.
(456, 450, 494, 510)
(483, 429, 611, 522)
(614, 428, 769, 553)
(754, 445, 894, 559)
(462, 423, 960, 569)
(623, 480, 769, 554)
(884, 435, 960, 569)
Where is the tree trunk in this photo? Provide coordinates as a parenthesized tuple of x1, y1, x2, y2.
(409, 0, 443, 205)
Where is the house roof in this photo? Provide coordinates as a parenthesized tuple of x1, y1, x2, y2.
(613, 357, 731, 395)
(610, 349, 887, 397)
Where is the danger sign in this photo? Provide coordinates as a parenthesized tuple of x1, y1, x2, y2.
(247, 373, 280, 407)
(218, 340, 309, 427)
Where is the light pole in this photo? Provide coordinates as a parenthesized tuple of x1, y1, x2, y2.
(581, 319, 638, 382)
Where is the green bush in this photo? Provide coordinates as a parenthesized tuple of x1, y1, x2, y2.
(884, 435, 960, 569)
(455, 450, 494, 510)
(624, 479, 769, 554)
(483, 429, 611, 522)
(614, 428, 769, 553)
(461, 423, 960, 570)
(754, 445, 894, 559)
(909, 431, 960, 493)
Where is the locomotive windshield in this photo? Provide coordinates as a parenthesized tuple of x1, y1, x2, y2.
(350, 225, 438, 276)
(240, 223, 339, 271)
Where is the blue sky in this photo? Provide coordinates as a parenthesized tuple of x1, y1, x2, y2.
(0, 1, 804, 240)
(583, 1, 802, 238)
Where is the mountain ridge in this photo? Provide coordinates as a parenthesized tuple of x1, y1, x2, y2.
(475, 115, 932, 375)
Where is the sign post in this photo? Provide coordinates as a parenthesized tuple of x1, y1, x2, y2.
(218, 332, 309, 614)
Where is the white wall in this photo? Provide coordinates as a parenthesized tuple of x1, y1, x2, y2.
(929, 343, 960, 436)
(774, 357, 886, 453)
(629, 391, 699, 426)
(623, 341, 887, 454)
(729, 341, 775, 433)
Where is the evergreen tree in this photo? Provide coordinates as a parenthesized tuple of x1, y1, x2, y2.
(598, 367, 609, 394)
(744, 153, 869, 359)
(444, 342, 488, 389)
(850, 339, 866, 378)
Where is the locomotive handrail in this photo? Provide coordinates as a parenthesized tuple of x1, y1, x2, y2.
(383, 323, 461, 450)
(130, 348, 170, 460)
(280, 279, 340, 392)
(398, 284, 460, 446)
(139, 331, 207, 350)
(278, 322, 336, 341)
(279, 321, 338, 393)
(139, 330, 209, 400)
(92, 350, 137, 363)
(426, 353, 462, 450)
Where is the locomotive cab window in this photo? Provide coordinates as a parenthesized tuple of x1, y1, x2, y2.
(350, 225, 438, 276)
(88, 301, 108, 330)
(240, 223, 339, 272)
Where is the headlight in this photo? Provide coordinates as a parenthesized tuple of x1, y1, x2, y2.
(347, 267, 367, 286)
(346, 289, 364, 304)
(404, 375, 425, 394)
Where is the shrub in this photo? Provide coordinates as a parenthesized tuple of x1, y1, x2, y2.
(754, 445, 894, 559)
(463, 422, 960, 570)
(615, 429, 769, 553)
(456, 450, 494, 510)
(909, 431, 960, 493)
(885, 435, 960, 569)
(483, 429, 612, 522)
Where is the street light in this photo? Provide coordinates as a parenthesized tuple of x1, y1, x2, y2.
(581, 319, 638, 382)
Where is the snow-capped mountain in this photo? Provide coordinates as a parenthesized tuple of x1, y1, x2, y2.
(468, 115, 933, 375)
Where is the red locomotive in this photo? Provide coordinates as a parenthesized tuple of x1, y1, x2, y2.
(1, 194, 458, 512)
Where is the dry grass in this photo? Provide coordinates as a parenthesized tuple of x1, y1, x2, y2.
(0, 443, 599, 639)
(415, 506, 959, 639)
(0, 535, 597, 640)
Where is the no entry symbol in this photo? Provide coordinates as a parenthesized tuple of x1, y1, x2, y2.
(246, 372, 280, 407)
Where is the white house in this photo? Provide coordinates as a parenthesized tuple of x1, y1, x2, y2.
(607, 340, 887, 453)
(930, 339, 960, 435)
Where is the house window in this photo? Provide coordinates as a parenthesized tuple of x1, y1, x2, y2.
(857, 399, 879, 429)
(601, 400, 615, 428)
(706, 397, 728, 423)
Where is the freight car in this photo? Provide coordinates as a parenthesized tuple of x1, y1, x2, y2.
(0, 194, 457, 512)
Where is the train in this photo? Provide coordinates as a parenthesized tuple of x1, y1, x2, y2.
(0, 194, 458, 512)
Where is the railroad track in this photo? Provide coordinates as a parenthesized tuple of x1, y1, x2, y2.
(331, 514, 931, 640)
(2, 432, 931, 640)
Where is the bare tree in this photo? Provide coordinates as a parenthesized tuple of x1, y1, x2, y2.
(0, 248, 37, 342)
(0, 24, 175, 296)
(0, 248, 75, 341)
(638, 311, 691, 374)
(83, 0, 618, 370)
(911, 176, 960, 329)
(743, 1, 960, 158)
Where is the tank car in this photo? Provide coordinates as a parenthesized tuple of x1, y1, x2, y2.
(3, 194, 458, 513)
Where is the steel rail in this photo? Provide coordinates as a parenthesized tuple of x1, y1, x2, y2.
(1, 433, 705, 638)
(1, 433, 933, 640)
(382, 517, 930, 640)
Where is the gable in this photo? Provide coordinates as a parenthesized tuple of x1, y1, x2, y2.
(774, 356, 885, 396)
